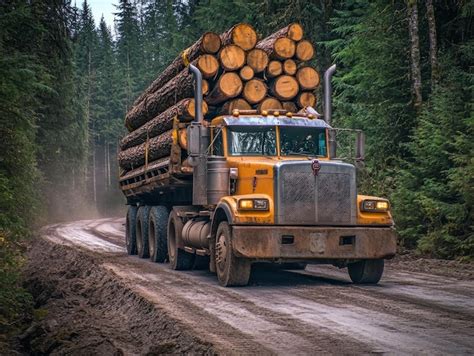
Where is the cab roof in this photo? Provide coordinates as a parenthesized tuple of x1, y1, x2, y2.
(211, 115, 330, 128)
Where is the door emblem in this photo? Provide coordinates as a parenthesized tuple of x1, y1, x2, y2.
(311, 159, 321, 176)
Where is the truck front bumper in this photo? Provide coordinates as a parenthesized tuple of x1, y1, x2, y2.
(231, 226, 397, 260)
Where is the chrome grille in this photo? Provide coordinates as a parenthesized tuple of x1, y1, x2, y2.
(275, 161, 356, 225)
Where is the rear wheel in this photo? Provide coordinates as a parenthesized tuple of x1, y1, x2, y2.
(125, 205, 138, 255)
(167, 210, 195, 270)
(148, 206, 169, 263)
(136, 206, 151, 258)
(348, 259, 384, 284)
(215, 221, 251, 287)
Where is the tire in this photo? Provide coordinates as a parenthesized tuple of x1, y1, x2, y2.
(215, 221, 251, 287)
(148, 206, 170, 263)
(136, 206, 151, 258)
(280, 262, 307, 270)
(125, 205, 138, 255)
(348, 259, 384, 284)
(167, 210, 195, 270)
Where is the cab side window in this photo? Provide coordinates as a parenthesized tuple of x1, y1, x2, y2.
(212, 128, 224, 156)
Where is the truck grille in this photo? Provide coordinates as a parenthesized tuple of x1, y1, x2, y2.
(274, 161, 357, 225)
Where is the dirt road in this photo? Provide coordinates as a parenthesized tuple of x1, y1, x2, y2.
(26, 218, 474, 355)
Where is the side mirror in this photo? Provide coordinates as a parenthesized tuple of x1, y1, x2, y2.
(328, 129, 337, 159)
(356, 131, 365, 162)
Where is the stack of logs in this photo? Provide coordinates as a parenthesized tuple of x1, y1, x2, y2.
(119, 23, 319, 172)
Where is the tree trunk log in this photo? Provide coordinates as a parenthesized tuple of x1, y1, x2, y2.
(243, 78, 268, 104)
(295, 40, 315, 61)
(131, 32, 221, 107)
(296, 92, 316, 108)
(221, 23, 258, 50)
(268, 23, 303, 42)
(426, 0, 440, 86)
(282, 101, 297, 113)
(271, 75, 299, 100)
(256, 36, 296, 60)
(118, 130, 173, 171)
(283, 59, 297, 75)
(408, 0, 422, 108)
(197, 54, 220, 78)
(257, 97, 283, 111)
(219, 44, 246, 71)
(120, 98, 208, 150)
(246, 48, 269, 73)
(125, 60, 205, 131)
(206, 72, 243, 105)
(296, 66, 320, 90)
(239, 65, 254, 81)
(220, 98, 251, 114)
(266, 60, 283, 78)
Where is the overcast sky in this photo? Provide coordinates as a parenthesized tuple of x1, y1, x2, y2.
(88, 0, 116, 29)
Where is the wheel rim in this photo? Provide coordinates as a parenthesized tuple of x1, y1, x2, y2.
(216, 233, 228, 271)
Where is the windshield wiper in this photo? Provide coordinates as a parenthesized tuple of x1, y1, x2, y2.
(284, 150, 317, 156)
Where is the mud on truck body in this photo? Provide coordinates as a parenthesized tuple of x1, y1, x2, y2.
(119, 64, 397, 287)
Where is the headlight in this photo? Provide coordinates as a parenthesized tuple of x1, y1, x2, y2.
(361, 199, 390, 212)
(238, 198, 269, 211)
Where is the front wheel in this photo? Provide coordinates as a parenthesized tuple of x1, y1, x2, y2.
(215, 222, 251, 287)
(348, 259, 384, 284)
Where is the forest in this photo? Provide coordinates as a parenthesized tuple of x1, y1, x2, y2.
(0, 0, 472, 339)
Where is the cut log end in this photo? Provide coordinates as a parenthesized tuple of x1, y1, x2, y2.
(207, 72, 243, 105)
(243, 79, 268, 104)
(272, 75, 299, 100)
(197, 54, 220, 78)
(258, 97, 283, 111)
(202, 79, 209, 96)
(282, 101, 297, 113)
(246, 48, 269, 73)
(231, 23, 258, 50)
(202, 32, 222, 54)
(296, 40, 315, 61)
(296, 66, 320, 90)
(287, 23, 304, 41)
(239, 65, 255, 81)
(219, 44, 246, 71)
(267, 60, 283, 78)
(221, 98, 251, 114)
(186, 98, 209, 120)
(274, 37, 296, 59)
(297, 92, 317, 108)
(283, 59, 297, 75)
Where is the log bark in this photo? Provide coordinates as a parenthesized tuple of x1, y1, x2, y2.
(206, 72, 243, 105)
(282, 101, 297, 113)
(295, 40, 315, 61)
(266, 60, 283, 78)
(131, 32, 221, 107)
(257, 97, 283, 111)
(220, 98, 251, 114)
(243, 78, 268, 104)
(125, 60, 205, 131)
(426, 0, 440, 86)
(297, 92, 316, 108)
(256, 36, 296, 60)
(120, 98, 208, 150)
(271, 75, 299, 100)
(221, 23, 258, 50)
(267, 23, 303, 42)
(296, 66, 320, 90)
(283, 59, 297, 75)
(118, 130, 173, 171)
(246, 48, 269, 73)
(239, 65, 254, 81)
(408, 0, 422, 108)
(219, 44, 246, 71)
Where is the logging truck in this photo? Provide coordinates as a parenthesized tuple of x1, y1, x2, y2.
(119, 61, 397, 286)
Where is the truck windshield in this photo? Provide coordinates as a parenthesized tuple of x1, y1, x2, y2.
(280, 126, 327, 157)
(228, 126, 276, 156)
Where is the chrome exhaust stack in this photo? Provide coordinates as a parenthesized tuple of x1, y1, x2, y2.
(324, 64, 336, 126)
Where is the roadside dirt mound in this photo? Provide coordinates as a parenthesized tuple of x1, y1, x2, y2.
(19, 237, 215, 355)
